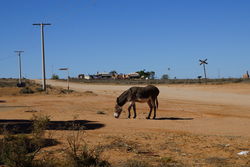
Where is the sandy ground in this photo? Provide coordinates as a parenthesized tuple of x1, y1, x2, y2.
(41, 80, 250, 137)
(0, 80, 250, 166)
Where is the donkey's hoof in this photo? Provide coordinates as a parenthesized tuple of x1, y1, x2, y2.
(146, 117, 150, 119)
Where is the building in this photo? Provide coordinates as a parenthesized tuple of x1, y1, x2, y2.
(127, 72, 140, 79)
(78, 74, 85, 79)
(243, 71, 249, 79)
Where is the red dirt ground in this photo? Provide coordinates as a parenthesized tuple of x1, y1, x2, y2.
(0, 80, 249, 166)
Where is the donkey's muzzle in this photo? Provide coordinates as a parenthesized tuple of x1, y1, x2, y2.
(114, 113, 120, 118)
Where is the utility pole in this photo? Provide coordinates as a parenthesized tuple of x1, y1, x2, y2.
(15, 51, 24, 85)
(33, 23, 51, 91)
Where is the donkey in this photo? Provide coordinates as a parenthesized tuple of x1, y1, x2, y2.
(114, 85, 159, 119)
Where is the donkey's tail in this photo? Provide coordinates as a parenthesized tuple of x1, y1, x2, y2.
(156, 97, 159, 109)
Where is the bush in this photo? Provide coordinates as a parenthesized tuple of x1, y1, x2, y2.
(20, 87, 34, 94)
(31, 114, 50, 146)
(65, 130, 110, 167)
(0, 114, 51, 167)
(0, 134, 40, 167)
(65, 144, 110, 167)
(51, 74, 59, 80)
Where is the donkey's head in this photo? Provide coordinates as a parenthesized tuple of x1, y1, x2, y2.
(114, 97, 123, 118)
(114, 104, 123, 118)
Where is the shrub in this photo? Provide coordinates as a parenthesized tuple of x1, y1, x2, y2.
(65, 130, 110, 167)
(20, 87, 34, 94)
(0, 114, 51, 167)
(65, 144, 110, 167)
(0, 134, 40, 167)
(31, 114, 50, 145)
(51, 74, 59, 80)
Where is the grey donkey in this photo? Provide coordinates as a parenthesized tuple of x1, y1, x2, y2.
(114, 85, 159, 119)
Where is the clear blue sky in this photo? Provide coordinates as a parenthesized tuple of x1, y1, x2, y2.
(0, 0, 250, 79)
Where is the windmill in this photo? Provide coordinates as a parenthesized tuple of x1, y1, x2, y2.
(199, 59, 208, 80)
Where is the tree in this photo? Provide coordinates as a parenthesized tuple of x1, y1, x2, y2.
(109, 70, 118, 76)
(136, 70, 146, 78)
(161, 74, 169, 80)
(149, 71, 155, 79)
(136, 69, 155, 79)
(51, 74, 59, 80)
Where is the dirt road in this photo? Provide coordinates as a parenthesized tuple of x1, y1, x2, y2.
(45, 79, 250, 107)
(39, 79, 250, 137)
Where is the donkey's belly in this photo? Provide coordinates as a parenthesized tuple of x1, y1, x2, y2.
(135, 98, 150, 103)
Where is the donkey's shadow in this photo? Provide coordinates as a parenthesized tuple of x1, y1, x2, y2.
(154, 117, 194, 120)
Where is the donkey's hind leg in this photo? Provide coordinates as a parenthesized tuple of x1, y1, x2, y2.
(132, 103, 137, 119)
(146, 100, 153, 119)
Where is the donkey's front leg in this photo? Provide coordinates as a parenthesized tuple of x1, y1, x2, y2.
(127, 103, 133, 119)
(132, 103, 136, 119)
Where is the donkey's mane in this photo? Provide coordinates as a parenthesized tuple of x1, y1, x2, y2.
(117, 90, 129, 106)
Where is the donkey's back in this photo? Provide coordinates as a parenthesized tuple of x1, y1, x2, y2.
(129, 85, 159, 100)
